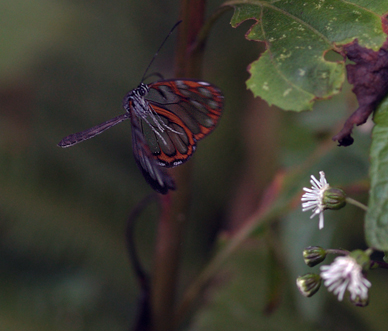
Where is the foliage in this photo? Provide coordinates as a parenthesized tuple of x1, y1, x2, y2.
(1, 0, 388, 331)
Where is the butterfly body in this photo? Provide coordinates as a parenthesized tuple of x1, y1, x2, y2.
(58, 78, 223, 194)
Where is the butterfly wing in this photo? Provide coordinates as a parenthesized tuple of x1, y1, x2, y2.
(58, 114, 130, 148)
(130, 105, 176, 194)
(143, 79, 224, 167)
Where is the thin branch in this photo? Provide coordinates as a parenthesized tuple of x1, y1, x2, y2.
(346, 197, 368, 211)
(125, 194, 158, 331)
(174, 135, 338, 326)
(150, 2, 207, 331)
(371, 260, 388, 269)
(174, 181, 288, 326)
(191, 6, 233, 55)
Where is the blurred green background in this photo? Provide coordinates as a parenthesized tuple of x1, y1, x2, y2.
(0, 0, 387, 330)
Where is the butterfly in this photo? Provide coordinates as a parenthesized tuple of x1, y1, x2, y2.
(58, 25, 224, 194)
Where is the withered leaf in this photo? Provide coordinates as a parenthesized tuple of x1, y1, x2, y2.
(333, 39, 388, 146)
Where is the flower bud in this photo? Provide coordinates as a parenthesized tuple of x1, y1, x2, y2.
(351, 295, 369, 307)
(296, 273, 321, 297)
(303, 246, 327, 267)
(349, 249, 371, 271)
(323, 187, 346, 210)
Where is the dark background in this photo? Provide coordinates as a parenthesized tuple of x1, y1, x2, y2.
(0, 1, 385, 330)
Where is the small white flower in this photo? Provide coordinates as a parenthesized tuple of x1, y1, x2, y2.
(301, 171, 329, 229)
(320, 255, 371, 302)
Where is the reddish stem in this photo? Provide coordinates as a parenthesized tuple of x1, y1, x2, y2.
(150, 2, 206, 331)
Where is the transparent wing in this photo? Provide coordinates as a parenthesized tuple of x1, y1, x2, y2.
(143, 79, 224, 167)
(131, 111, 176, 194)
(58, 114, 129, 147)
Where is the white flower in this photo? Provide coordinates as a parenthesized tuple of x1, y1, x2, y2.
(320, 255, 371, 302)
(301, 171, 330, 229)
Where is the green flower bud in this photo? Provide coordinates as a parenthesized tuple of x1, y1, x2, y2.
(296, 273, 321, 297)
(303, 246, 327, 267)
(323, 187, 346, 210)
(349, 249, 371, 271)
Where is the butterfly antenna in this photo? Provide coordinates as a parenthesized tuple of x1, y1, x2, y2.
(140, 20, 182, 83)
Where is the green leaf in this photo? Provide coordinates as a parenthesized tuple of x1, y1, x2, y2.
(224, 0, 387, 111)
(366, 96, 388, 250)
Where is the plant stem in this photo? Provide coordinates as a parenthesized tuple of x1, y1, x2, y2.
(345, 197, 368, 211)
(150, 3, 207, 331)
(150, 193, 188, 331)
(326, 248, 349, 255)
(371, 260, 388, 269)
(174, 193, 285, 326)
(192, 6, 233, 55)
(126, 194, 156, 331)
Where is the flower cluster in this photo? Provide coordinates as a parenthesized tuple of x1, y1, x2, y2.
(297, 251, 371, 305)
(298, 174, 372, 306)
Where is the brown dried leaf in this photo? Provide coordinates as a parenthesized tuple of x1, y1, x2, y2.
(333, 38, 388, 146)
